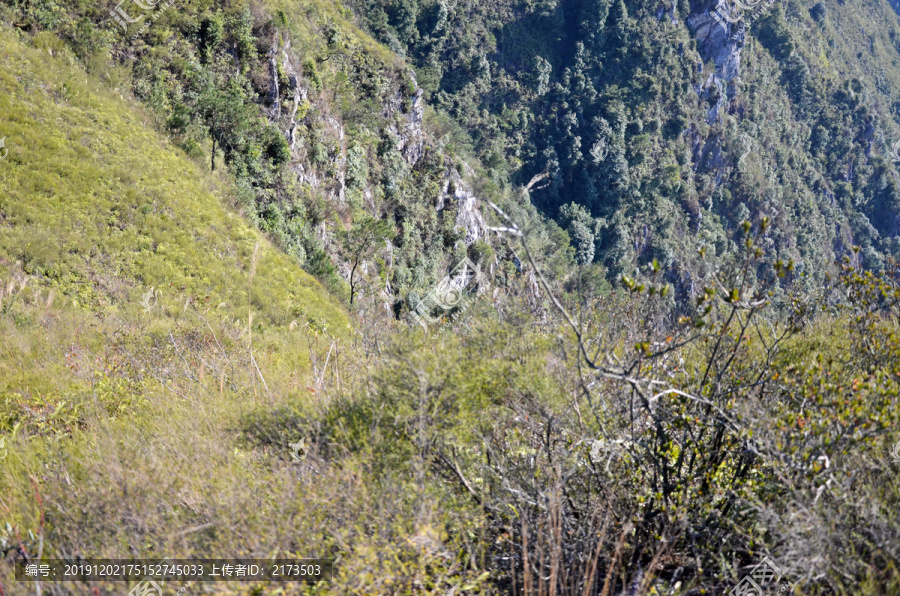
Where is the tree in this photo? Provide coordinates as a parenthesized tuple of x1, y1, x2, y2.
(339, 216, 393, 305)
(197, 68, 258, 172)
(559, 202, 603, 265)
(199, 15, 223, 63)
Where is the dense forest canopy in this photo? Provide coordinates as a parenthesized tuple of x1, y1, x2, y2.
(349, 0, 900, 293)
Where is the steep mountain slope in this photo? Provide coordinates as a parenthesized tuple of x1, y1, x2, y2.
(0, 0, 570, 335)
(4, 2, 900, 596)
(346, 0, 900, 295)
(0, 29, 348, 332)
(0, 21, 496, 593)
(0, 21, 352, 412)
(0, 18, 338, 575)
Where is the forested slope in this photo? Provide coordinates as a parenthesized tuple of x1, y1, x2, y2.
(8, 0, 900, 310)
(348, 0, 900, 296)
(3, 0, 900, 594)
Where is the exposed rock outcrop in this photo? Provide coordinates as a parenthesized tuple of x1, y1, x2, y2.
(687, 1, 777, 125)
(263, 38, 488, 253)
(684, 0, 778, 201)
(263, 37, 348, 204)
(686, 1, 747, 123)
(382, 77, 426, 166)
(438, 167, 487, 245)
(266, 37, 308, 152)
(382, 75, 487, 245)
(688, 2, 745, 82)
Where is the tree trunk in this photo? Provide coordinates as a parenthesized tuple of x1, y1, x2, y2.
(349, 260, 358, 305)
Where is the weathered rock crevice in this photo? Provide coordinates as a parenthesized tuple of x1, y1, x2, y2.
(437, 166, 487, 245)
(380, 74, 487, 246)
(262, 36, 488, 257)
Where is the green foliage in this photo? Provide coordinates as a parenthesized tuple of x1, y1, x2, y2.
(303, 57, 322, 91)
(2, 0, 452, 304)
(466, 239, 493, 267)
(558, 202, 603, 265)
(340, 0, 900, 297)
(338, 214, 393, 305)
(313, 224, 900, 593)
(8, 1, 900, 592)
(756, 3, 795, 59)
(0, 25, 348, 332)
(199, 14, 224, 62)
(345, 141, 369, 189)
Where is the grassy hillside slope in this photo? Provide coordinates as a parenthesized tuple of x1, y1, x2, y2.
(0, 0, 574, 335)
(0, 26, 348, 333)
(0, 23, 411, 593)
(5, 1, 900, 595)
(0, 19, 508, 594)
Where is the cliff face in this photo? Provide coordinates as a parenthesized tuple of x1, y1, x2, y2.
(686, 1, 758, 123)
(382, 78, 426, 166)
(262, 35, 488, 256)
(265, 37, 344, 203)
(382, 85, 488, 246)
(440, 165, 488, 245)
(689, 2, 745, 82)
(686, 0, 780, 124)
